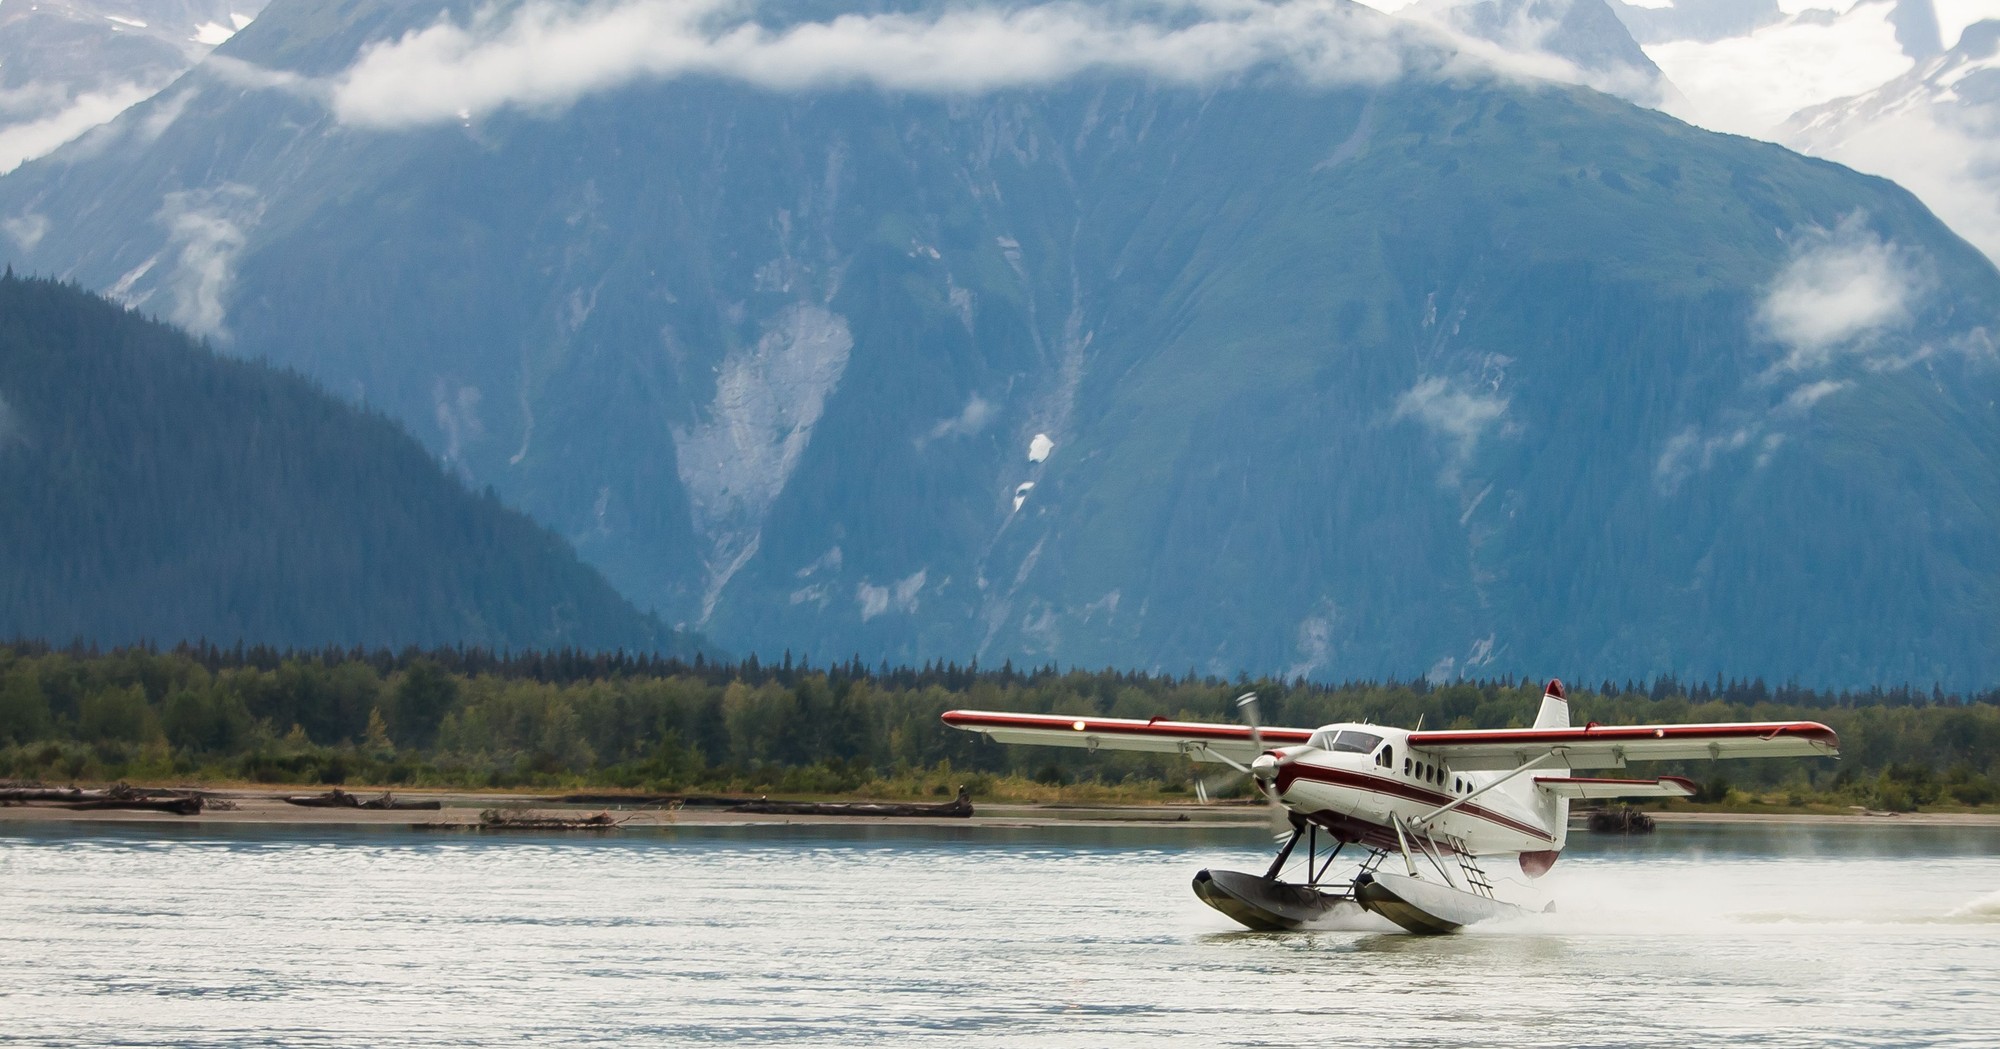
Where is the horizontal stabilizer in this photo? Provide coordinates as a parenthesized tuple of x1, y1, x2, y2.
(1535, 776, 1697, 799)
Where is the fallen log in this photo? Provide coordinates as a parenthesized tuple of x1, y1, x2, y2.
(1587, 806, 1656, 834)
(63, 796, 203, 816)
(0, 787, 92, 804)
(284, 789, 362, 808)
(729, 787, 973, 818)
(553, 792, 746, 807)
(282, 789, 441, 810)
(478, 809, 621, 831)
(3, 783, 207, 813)
(358, 793, 441, 811)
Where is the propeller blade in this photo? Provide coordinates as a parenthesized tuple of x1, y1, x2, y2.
(1235, 692, 1264, 755)
(1195, 766, 1250, 803)
(1234, 692, 1296, 839)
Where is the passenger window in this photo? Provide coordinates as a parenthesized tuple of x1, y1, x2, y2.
(1403, 757, 1411, 775)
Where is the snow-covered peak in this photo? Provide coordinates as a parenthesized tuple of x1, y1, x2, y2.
(0, 1, 268, 175)
(1781, 16, 2000, 262)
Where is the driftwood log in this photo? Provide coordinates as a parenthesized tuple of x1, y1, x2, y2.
(477, 810, 621, 831)
(282, 789, 441, 810)
(554, 793, 751, 807)
(63, 796, 204, 815)
(729, 787, 973, 818)
(1, 783, 204, 815)
(1587, 806, 1656, 833)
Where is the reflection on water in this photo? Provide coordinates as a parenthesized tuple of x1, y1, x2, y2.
(1, 821, 1995, 1047)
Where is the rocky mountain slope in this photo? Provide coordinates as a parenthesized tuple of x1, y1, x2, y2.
(0, 0, 1994, 687)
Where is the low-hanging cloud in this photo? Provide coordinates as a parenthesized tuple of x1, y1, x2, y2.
(1393, 375, 1509, 483)
(1756, 213, 1927, 372)
(925, 392, 998, 442)
(0, 81, 158, 176)
(325, 0, 1592, 128)
(155, 185, 265, 341)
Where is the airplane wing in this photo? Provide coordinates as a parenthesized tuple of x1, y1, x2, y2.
(940, 710, 1312, 765)
(1534, 775, 1698, 799)
(1410, 721, 1839, 771)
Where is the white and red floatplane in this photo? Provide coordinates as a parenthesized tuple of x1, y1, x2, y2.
(942, 680, 1839, 934)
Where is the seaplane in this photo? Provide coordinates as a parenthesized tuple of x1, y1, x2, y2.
(942, 680, 1839, 934)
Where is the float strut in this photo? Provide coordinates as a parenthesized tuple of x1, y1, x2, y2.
(1264, 827, 1304, 880)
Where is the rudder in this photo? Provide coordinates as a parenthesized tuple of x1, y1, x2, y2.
(1534, 679, 1569, 729)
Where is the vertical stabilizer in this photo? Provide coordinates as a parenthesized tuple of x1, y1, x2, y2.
(1534, 679, 1570, 729)
(1531, 678, 1572, 853)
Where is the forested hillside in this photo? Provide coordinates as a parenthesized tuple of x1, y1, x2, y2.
(3, 642, 1993, 812)
(0, 275, 698, 653)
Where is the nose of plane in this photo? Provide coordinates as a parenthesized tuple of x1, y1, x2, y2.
(1250, 752, 1279, 782)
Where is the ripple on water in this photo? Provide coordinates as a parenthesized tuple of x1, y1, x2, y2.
(0, 822, 1995, 1047)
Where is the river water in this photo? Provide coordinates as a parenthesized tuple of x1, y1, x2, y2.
(2, 820, 1996, 1047)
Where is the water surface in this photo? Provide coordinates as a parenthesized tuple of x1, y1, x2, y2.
(2, 821, 1995, 1046)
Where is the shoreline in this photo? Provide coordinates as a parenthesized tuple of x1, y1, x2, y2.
(6, 787, 2000, 831)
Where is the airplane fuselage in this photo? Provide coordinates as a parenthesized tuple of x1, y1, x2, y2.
(1268, 726, 1566, 868)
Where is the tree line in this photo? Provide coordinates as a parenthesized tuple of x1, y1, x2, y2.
(2, 641, 1995, 810)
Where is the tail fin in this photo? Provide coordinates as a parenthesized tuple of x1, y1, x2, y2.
(1531, 678, 1573, 852)
(1533, 679, 1570, 729)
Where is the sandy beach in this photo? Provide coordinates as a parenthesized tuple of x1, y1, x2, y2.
(5, 787, 2000, 830)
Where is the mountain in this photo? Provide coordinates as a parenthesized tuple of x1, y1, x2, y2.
(0, 0, 1996, 688)
(0, 1, 268, 176)
(0, 273, 696, 653)
(1783, 18, 2000, 265)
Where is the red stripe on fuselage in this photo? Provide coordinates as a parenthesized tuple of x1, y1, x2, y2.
(1278, 763, 1556, 844)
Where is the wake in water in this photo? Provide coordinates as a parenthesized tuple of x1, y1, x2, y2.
(1441, 858, 2000, 936)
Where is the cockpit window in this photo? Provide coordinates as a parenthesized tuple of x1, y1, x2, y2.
(1330, 730, 1384, 754)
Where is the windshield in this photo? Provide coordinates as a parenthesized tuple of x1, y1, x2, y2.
(1330, 730, 1383, 755)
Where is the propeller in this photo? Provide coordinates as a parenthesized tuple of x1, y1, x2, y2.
(1189, 692, 1305, 842)
(1235, 691, 1296, 841)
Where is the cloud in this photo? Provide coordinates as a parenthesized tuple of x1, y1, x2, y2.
(0, 81, 157, 175)
(1756, 214, 1926, 371)
(155, 185, 264, 340)
(3, 213, 49, 251)
(1790, 102, 2000, 270)
(1393, 375, 1509, 482)
(1777, 378, 1850, 414)
(925, 393, 997, 441)
(324, 0, 1605, 128)
(1654, 420, 1757, 491)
